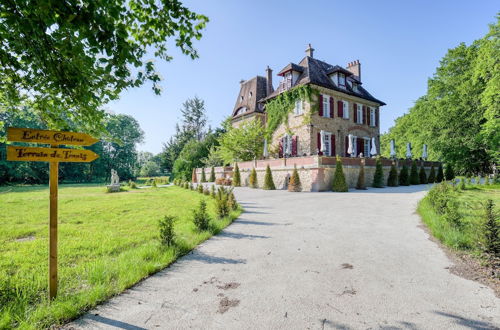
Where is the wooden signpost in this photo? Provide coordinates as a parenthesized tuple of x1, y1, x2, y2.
(7, 127, 99, 300)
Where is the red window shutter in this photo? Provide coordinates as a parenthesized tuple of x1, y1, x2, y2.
(362, 106, 366, 124)
(337, 100, 343, 117)
(331, 134, 336, 156)
(279, 140, 283, 158)
(292, 136, 298, 156)
(376, 108, 379, 126)
(329, 97, 334, 118)
(353, 104, 358, 123)
(318, 95, 323, 117)
(345, 136, 349, 156)
(317, 132, 323, 155)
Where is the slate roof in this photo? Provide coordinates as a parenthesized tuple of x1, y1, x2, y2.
(263, 56, 385, 106)
(232, 76, 268, 119)
(277, 63, 304, 76)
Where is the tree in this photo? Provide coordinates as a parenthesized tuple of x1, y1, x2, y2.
(263, 165, 275, 190)
(201, 168, 206, 182)
(399, 165, 410, 186)
(209, 166, 216, 182)
(332, 156, 348, 192)
(387, 163, 399, 187)
(232, 163, 241, 187)
(216, 119, 264, 164)
(410, 161, 420, 185)
(445, 163, 455, 181)
(356, 161, 366, 190)
(436, 164, 444, 183)
(172, 132, 218, 180)
(0, 1, 208, 135)
(482, 199, 500, 257)
(180, 97, 207, 141)
(140, 161, 161, 177)
(372, 158, 384, 188)
(288, 166, 302, 192)
(419, 166, 428, 184)
(428, 166, 436, 183)
(249, 168, 258, 188)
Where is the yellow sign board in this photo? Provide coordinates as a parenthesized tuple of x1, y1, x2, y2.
(7, 127, 99, 146)
(7, 146, 99, 163)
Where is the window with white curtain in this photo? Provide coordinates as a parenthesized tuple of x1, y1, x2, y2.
(322, 95, 330, 117)
(343, 101, 349, 119)
(294, 99, 303, 115)
(357, 104, 363, 124)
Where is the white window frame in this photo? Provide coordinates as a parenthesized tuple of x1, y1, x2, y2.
(343, 100, 349, 119)
(357, 104, 363, 124)
(370, 107, 376, 126)
(324, 132, 332, 156)
(338, 73, 346, 88)
(322, 94, 330, 118)
(294, 99, 303, 115)
(364, 137, 370, 157)
(352, 136, 358, 156)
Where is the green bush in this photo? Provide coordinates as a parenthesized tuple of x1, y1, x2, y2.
(158, 215, 176, 246)
(263, 165, 276, 190)
(215, 187, 230, 218)
(399, 165, 410, 186)
(419, 166, 427, 184)
(152, 180, 157, 188)
(332, 156, 348, 192)
(428, 166, 436, 183)
(482, 199, 500, 258)
(288, 165, 302, 192)
(436, 164, 444, 182)
(356, 161, 366, 190)
(210, 184, 216, 198)
(249, 168, 258, 188)
(387, 164, 398, 187)
(410, 161, 419, 185)
(476, 176, 481, 185)
(203, 186, 210, 196)
(189, 183, 194, 190)
(485, 176, 491, 185)
(201, 168, 207, 182)
(197, 184, 204, 194)
(445, 164, 455, 181)
(442, 198, 462, 228)
(232, 163, 241, 187)
(227, 190, 238, 210)
(427, 182, 455, 215)
(193, 200, 210, 231)
(128, 180, 138, 189)
(209, 166, 216, 182)
(458, 178, 466, 190)
(372, 158, 384, 188)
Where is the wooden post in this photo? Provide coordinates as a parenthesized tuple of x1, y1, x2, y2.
(49, 159, 58, 299)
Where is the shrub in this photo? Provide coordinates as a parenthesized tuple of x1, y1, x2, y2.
(399, 165, 410, 186)
(410, 161, 419, 185)
(193, 200, 210, 231)
(227, 190, 238, 210)
(485, 176, 491, 185)
(428, 166, 436, 183)
(184, 182, 190, 189)
(197, 184, 204, 194)
(249, 167, 258, 188)
(436, 164, 444, 182)
(215, 177, 224, 185)
(128, 180, 138, 189)
(482, 199, 500, 258)
(152, 180, 157, 188)
(458, 178, 466, 190)
(201, 168, 207, 182)
(372, 158, 384, 188)
(189, 183, 194, 190)
(263, 165, 276, 190)
(210, 184, 216, 198)
(427, 182, 455, 215)
(191, 168, 197, 183)
(445, 164, 455, 181)
(476, 176, 481, 185)
(158, 215, 176, 246)
(387, 164, 398, 187)
(203, 186, 210, 196)
(442, 198, 462, 228)
(356, 161, 367, 190)
(209, 166, 216, 182)
(419, 166, 427, 184)
(215, 187, 230, 219)
(288, 165, 302, 192)
(233, 163, 241, 187)
(332, 156, 348, 192)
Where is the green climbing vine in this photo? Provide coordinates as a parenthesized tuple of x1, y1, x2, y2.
(264, 85, 319, 140)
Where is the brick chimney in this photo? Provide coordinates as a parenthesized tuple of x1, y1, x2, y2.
(347, 60, 361, 81)
(305, 43, 314, 58)
(265, 66, 274, 96)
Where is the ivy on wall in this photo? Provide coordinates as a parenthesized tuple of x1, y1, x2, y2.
(264, 85, 319, 140)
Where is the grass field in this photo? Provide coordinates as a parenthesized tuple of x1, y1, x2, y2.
(418, 183, 500, 252)
(0, 184, 240, 329)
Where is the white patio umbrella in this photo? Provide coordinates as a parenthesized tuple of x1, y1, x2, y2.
(390, 139, 396, 158)
(286, 134, 292, 156)
(347, 134, 353, 156)
(320, 130, 327, 154)
(370, 137, 377, 156)
(406, 142, 412, 159)
(422, 144, 428, 160)
(263, 139, 268, 158)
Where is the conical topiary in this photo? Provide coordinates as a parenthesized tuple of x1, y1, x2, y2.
(410, 160, 419, 185)
(209, 166, 216, 182)
(372, 157, 384, 188)
(436, 164, 444, 182)
(249, 167, 258, 188)
(288, 165, 302, 192)
(387, 163, 398, 186)
(201, 168, 206, 182)
(445, 163, 455, 181)
(356, 160, 366, 190)
(428, 166, 436, 183)
(399, 165, 410, 186)
(191, 168, 197, 183)
(332, 156, 348, 192)
(419, 166, 427, 184)
(263, 165, 276, 190)
(232, 163, 241, 187)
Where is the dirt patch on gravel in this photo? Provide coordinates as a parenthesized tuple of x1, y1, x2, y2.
(218, 297, 240, 313)
(341, 263, 353, 269)
(216, 282, 240, 290)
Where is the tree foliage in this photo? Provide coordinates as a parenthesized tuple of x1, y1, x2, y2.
(332, 156, 348, 192)
(387, 163, 398, 187)
(288, 165, 302, 192)
(216, 119, 264, 164)
(410, 161, 419, 185)
(249, 167, 258, 188)
(263, 165, 275, 190)
(232, 163, 241, 187)
(399, 165, 410, 186)
(372, 158, 384, 188)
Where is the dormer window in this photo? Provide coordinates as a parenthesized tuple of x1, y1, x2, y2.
(338, 73, 346, 88)
(249, 91, 253, 98)
(352, 83, 358, 92)
(283, 72, 292, 90)
(240, 96, 244, 102)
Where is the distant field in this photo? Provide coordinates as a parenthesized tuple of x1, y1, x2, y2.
(0, 184, 240, 329)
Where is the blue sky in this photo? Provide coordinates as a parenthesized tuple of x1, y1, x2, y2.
(109, 0, 498, 154)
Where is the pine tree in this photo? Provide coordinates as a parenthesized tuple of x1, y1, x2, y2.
(399, 165, 410, 186)
(249, 167, 258, 188)
(332, 156, 348, 192)
(428, 166, 436, 183)
(387, 163, 398, 187)
(356, 161, 366, 190)
(209, 166, 216, 182)
(210, 184, 216, 198)
(200, 168, 206, 182)
(436, 164, 444, 182)
(445, 164, 455, 181)
(288, 165, 302, 192)
(482, 199, 499, 258)
(419, 166, 428, 184)
(410, 160, 419, 185)
(232, 163, 241, 187)
(372, 157, 384, 188)
(263, 165, 276, 190)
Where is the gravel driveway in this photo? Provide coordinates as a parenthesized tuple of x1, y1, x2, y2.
(68, 185, 499, 329)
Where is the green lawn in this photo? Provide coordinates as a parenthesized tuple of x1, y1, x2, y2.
(0, 184, 240, 329)
(418, 183, 500, 252)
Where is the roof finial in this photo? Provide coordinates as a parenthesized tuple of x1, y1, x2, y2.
(305, 43, 314, 58)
